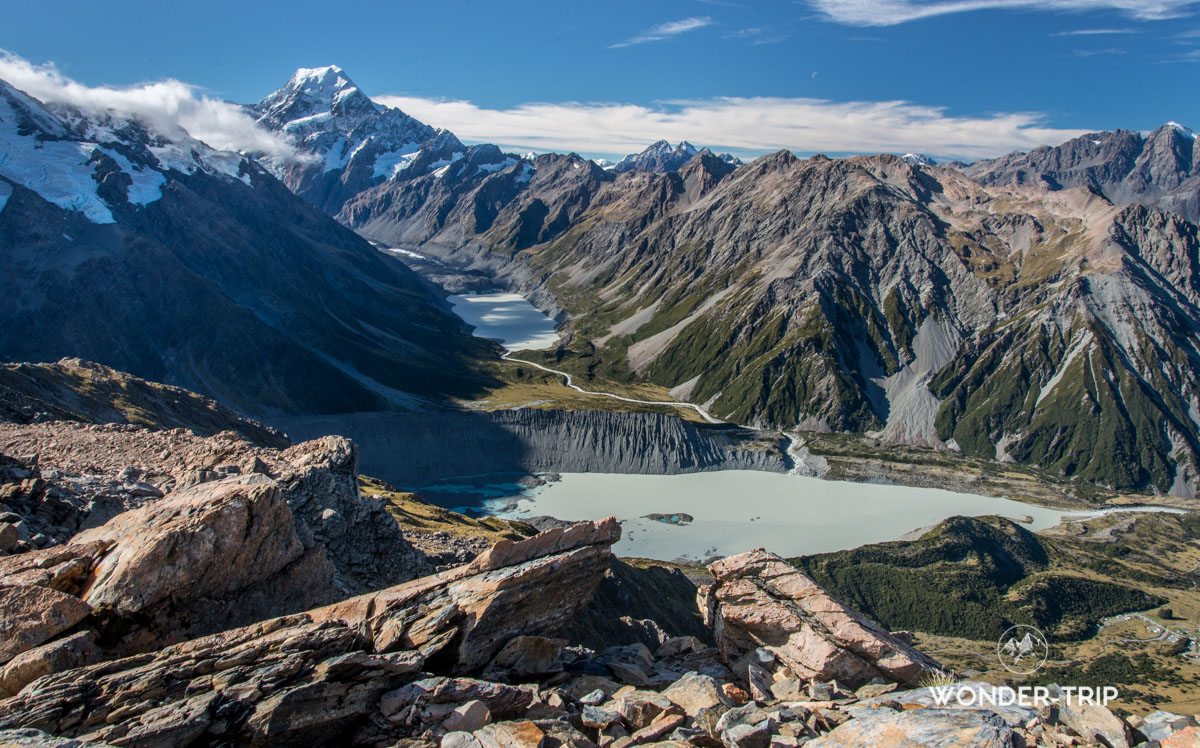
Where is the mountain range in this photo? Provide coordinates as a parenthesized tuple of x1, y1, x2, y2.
(612, 140, 743, 173)
(965, 123, 1200, 223)
(3, 64, 1200, 497)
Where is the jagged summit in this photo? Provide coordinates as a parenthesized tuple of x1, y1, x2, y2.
(966, 122, 1200, 222)
(252, 65, 478, 212)
(901, 153, 937, 166)
(614, 139, 741, 173)
(255, 65, 382, 131)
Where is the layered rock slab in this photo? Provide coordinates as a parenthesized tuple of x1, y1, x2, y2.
(702, 549, 942, 688)
(0, 519, 620, 747)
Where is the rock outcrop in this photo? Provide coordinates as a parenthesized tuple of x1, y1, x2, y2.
(0, 516, 1174, 748)
(0, 421, 433, 591)
(702, 549, 943, 688)
(0, 519, 620, 746)
(808, 706, 1017, 747)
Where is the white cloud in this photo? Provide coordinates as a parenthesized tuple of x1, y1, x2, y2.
(1049, 26, 1138, 34)
(610, 16, 714, 47)
(808, 0, 1199, 26)
(0, 52, 302, 160)
(374, 94, 1089, 161)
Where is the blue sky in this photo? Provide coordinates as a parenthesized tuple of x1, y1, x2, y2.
(1, 0, 1197, 160)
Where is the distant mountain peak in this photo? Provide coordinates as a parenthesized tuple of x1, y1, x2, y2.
(901, 153, 937, 166)
(615, 140, 740, 173)
(256, 66, 380, 131)
(252, 66, 470, 213)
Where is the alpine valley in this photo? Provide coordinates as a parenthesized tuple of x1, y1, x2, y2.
(2, 56, 1200, 746)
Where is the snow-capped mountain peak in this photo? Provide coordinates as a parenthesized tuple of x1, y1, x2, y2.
(614, 140, 739, 173)
(1166, 121, 1197, 140)
(901, 153, 937, 166)
(254, 66, 382, 136)
(251, 66, 475, 212)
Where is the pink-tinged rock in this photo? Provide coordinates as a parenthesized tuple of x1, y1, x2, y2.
(74, 477, 306, 614)
(0, 585, 91, 665)
(808, 707, 1016, 747)
(443, 700, 492, 733)
(1164, 726, 1200, 748)
(705, 549, 942, 688)
(473, 720, 545, 748)
(661, 671, 729, 716)
(491, 636, 567, 675)
(0, 630, 102, 696)
(0, 519, 620, 747)
(1057, 701, 1133, 748)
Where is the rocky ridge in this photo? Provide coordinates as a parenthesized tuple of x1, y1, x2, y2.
(0, 525, 1183, 748)
(965, 123, 1200, 223)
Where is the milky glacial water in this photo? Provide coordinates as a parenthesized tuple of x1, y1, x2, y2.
(488, 471, 1097, 562)
(447, 292, 559, 351)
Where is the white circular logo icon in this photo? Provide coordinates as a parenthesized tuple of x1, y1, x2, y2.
(997, 625, 1049, 675)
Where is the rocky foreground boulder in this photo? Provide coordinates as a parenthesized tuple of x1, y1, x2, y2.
(0, 421, 436, 591)
(702, 549, 943, 689)
(0, 519, 620, 746)
(1, 521, 1189, 747)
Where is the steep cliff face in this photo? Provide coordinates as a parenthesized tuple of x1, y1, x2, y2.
(278, 408, 789, 488)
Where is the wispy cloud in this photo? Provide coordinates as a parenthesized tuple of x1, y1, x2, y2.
(610, 16, 714, 48)
(808, 0, 1200, 26)
(724, 26, 789, 43)
(1049, 27, 1138, 34)
(0, 52, 301, 160)
(1070, 46, 1128, 54)
(375, 93, 1089, 161)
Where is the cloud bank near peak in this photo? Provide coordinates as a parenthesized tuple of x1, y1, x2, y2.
(374, 93, 1089, 162)
(0, 52, 302, 160)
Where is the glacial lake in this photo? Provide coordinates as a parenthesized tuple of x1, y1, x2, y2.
(438, 290, 1104, 562)
(447, 292, 559, 351)
(483, 471, 1094, 562)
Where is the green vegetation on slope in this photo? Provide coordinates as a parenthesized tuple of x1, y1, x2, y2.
(790, 515, 1168, 641)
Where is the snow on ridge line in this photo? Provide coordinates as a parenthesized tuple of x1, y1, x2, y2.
(1166, 121, 1197, 139)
